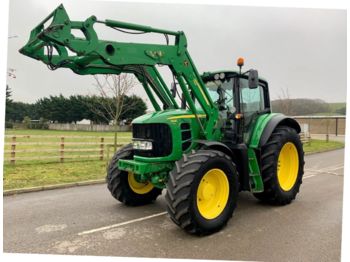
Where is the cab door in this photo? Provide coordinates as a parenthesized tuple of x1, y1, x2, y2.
(238, 78, 267, 144)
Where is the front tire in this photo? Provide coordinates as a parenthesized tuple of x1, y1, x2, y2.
(165, 150, 239, 235)
(106, 144, 162, 206)
(254, 126, 304, 205)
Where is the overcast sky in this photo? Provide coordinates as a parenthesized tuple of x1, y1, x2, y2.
(6, 0, 347, 109)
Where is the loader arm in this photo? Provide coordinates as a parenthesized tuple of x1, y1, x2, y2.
(19, 4, 219, 139)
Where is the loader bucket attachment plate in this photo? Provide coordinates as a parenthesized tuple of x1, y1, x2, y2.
(19, 4, 98, 69)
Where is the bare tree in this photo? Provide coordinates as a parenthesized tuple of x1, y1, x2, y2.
(277, 88, 294, 115)
(89, 73, 138, 150)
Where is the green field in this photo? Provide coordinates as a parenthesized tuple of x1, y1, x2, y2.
(2, 129, 345, 191)
(4, 129, 132, 164)
(3, 129, 132, 190)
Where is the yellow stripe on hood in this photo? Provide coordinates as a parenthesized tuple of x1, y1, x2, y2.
(168, 114, 206, 120)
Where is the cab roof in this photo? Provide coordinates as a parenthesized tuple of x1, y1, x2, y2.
(201, 70, 268, 83)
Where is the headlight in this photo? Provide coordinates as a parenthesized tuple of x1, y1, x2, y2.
(133, 140, 153, 150)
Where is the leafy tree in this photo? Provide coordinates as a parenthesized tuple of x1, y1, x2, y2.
(36, 95, 71, 123)
(6, 85, 12, 103)
(120, 95, 147, 120)
(83, 95, 112, 124)
(66, 95, 87, 123)
(5, 92, 147, 126)
(6, 101, 33, 122)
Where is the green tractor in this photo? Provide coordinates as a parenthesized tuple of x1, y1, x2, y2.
(20, 5, 304, 235)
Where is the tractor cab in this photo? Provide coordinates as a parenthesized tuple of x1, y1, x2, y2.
(201, 59, 271, 144)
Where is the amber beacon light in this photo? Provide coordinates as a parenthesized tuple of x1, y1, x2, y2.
(237, 57, 244, 67)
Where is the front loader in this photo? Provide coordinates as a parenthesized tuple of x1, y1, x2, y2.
(20, 5, 305, 235)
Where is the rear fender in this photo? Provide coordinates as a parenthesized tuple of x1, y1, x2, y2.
(249, 113, 301, 149)
(259, 115, 301, 147)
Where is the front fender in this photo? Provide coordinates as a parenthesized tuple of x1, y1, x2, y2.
(194, 140, 233, 158)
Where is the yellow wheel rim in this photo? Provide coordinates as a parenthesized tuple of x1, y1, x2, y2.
(197, 168, 230, 220)
(277, 142, 299, 191)
(127, 172, 154, 194)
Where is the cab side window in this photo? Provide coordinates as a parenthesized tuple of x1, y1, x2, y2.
(240, 80, 265, 113)
(239, 78, 266, 143)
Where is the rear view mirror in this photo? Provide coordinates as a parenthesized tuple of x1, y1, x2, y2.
(248, 70, 259, 89)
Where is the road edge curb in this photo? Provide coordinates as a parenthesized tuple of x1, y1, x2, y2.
(3, 179, 106, 196)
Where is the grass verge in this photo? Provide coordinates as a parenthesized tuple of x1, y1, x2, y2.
(303, 139, 344, 154)
(3, 160, 107, 190)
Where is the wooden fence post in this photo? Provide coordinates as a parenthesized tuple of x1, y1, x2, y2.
(60, 137, 64, 163)
(100, 137, 104, 160)
(335, 118, 338, 136)
(308, 118, 311, 135)
(106, 144, 113, 168)
(11, 136, 16, 165)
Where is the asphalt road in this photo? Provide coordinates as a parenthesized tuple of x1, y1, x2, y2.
(4, 149, 345, 262)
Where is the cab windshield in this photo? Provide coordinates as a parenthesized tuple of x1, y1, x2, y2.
(202, 78, 235, 111)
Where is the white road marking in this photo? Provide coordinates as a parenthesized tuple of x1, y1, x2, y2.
(303, 174, 316, 179)
(319, 164, 344, 172)
(305, 169, 343, 176)
(327, 166, 344, 171)
(304, 164, 344, 177)
(305, 164, 344, 172)
(78, 211, 167, 236)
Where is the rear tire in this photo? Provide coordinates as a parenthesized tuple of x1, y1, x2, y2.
(253, 126, 304, 205)
(165, 150, 239, 235)
(107, 144, 162, 206)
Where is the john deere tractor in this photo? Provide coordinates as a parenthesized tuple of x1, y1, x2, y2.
(20, 5, 304, 235)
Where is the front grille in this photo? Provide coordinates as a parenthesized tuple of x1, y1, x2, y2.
(132, 123, 172, 157)
(180, 123, 192, 151)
